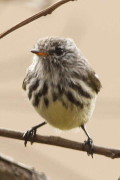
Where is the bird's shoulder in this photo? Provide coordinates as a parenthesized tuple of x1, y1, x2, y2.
(22, 78, 27, 91)
(72, 57, 101, 93)
(87, 70, 102, 93)
(22, 71, 33, 91)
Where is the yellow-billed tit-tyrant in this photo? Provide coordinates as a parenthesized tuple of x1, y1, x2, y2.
(23, 37, 101, 156)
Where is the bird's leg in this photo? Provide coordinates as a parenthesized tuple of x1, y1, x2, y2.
(23, 121, 47, 147)
(81, 125, 94, 158)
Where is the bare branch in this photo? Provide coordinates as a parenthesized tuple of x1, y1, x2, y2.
(0, 153, 53, 180)
(0, 128, 120, 159)
(0, 0, 76, 39)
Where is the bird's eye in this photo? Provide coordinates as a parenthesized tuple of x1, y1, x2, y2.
(55, 47, 64, 56)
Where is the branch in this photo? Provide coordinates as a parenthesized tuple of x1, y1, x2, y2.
(0, 128, 120, 159)
(0, 0, 76, 39)
(0, 153, 53, 180)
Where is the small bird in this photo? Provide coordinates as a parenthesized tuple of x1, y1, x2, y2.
(23, 37, 101, 155)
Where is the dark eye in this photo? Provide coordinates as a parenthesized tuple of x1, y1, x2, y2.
(55, 47, 64, 56)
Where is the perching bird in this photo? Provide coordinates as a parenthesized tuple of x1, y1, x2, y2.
(23, 37, 101, 154)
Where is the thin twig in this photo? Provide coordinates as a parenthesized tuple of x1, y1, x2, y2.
(0, 0, 76, 39)
(0, 128, 120, 159)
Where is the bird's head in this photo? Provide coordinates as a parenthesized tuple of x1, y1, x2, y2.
(31, 37, 80, 68)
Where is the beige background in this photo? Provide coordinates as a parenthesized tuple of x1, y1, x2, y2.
(0, 0, 120, 180)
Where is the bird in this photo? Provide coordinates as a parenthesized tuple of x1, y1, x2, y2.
(23, 37, 101, 155)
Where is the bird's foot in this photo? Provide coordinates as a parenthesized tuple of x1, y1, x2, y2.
(83, 138, 94, 158)
(23, 122, 47, 147)
(23, 126, 37, 147)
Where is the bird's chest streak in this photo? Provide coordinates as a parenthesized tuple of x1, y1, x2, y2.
(28, 84, 96, 130)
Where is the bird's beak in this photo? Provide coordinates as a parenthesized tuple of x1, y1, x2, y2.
(31, 49, 48, 56)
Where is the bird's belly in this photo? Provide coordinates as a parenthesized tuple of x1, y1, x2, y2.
(34, 96, 96, 130)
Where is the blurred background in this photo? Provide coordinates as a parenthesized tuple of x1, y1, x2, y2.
(0, 0, 120, 180)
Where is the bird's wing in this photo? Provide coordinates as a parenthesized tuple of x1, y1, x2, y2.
(22, 71, 32, 91)
(88, 70, 102, 93)
(22, 78, 27, 91)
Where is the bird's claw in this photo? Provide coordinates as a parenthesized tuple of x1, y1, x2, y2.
(84, 138, 94, 158)
(23, 127, 37, 147)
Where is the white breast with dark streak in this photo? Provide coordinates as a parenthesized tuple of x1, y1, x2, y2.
(29, 79, 97, 130)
